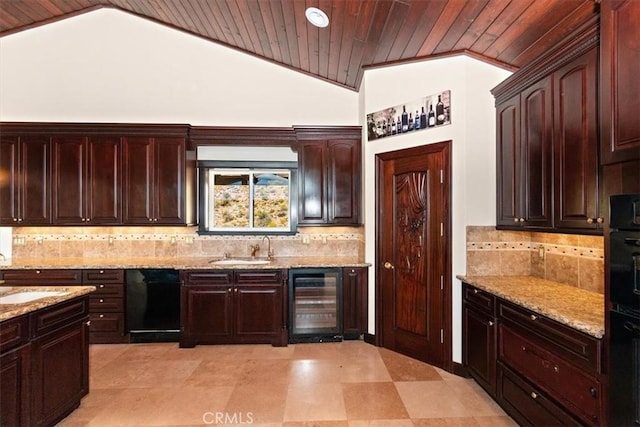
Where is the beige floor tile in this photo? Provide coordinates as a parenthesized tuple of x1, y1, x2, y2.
(348, 421, 414, 427)
(394, 381, 474, 419)
(342, 382, 409, 420)
(225, 383, 289, 424)
(236, 358, 292, 385)
(411, 417, 481, 426)
(284, 383, 347, 422)
(379, 348, 443, 381)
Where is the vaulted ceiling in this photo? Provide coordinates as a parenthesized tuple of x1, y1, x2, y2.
(0, 0, 600, 91)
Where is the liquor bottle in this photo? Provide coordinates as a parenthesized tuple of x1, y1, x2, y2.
(428, 104, 436, 127)
(401, 105, 409, 133)
(396, 116, 401, 133)
(386, 119, 392, 136)
(382, 120, 387, 137)
(408, 113, 414, 131)
(436, 95, 445, 125)
(414, 110, 421, 130)
(420, 106, 427, 129)
(391, 119, 397, 135)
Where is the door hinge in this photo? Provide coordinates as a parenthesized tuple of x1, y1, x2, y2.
(440, 169, 444, 184)
(440, 329, 444, 344)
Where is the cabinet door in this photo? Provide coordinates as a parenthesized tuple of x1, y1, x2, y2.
(0, 135, 51, 225)
(327, 140, 360, 224)
(154, 137, 187, 224)
(463, 305, 497, 395)
(520, 77, 553, 229)
(342, 267, 368, 337)
(181, 285, 233, 343)
(496, 94, 522, 227)
(52, 136, 87, 224)
(0, 344, 30, 427)
(123, 137, 154, 224)
(31, 320, 89, 427)
(234, 284, 282, 341)
(553, 47, 600, 231)
(298, 141, 327, 224)
(600, 0, 640, 164)
(87, 136, 122, 224)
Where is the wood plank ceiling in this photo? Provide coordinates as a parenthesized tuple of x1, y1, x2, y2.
(0, 0, 600, 91)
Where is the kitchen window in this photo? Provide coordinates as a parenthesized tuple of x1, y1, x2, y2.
(198, 161, 298, 234)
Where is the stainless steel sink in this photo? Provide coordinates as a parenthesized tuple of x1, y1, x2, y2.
(0, 291, 68, 304)
(209, 258, 272, 266)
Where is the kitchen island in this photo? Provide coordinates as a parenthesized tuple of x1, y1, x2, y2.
(0, 285, 95, 426)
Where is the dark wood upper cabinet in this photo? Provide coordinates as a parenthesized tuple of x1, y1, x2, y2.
(492, 18, 600, 233)
(496, 78, 553, 230)
(294, 126, 362, 226)
(0, 134, 51, 225)
(123, 135, 193, 225)
(52, 135, 122, 225)
(600, 0, 640, 165)
(553, 48, 600, 230)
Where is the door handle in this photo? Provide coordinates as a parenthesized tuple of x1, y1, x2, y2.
(384, 262, 394, 270)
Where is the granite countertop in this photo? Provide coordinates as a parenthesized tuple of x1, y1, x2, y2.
(0, 256, 370, 270)
(458, 275, 604, 339)
(0, 285, 96, 322)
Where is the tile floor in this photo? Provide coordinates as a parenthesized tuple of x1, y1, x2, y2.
(57, 340, 516, 427)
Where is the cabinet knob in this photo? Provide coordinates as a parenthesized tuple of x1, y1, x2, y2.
(586, 217, 594, 224)
(383, 262, 394, 270)
(553, 365, 559, 373)
(513, 218, 519, 223)
(86, 320, 91, 327)
(488, 321, 494, 326)
(13, 218, 18, 222)
(589, 387, 597, 398)
(519, 218, 525, 222)
(228, 288, 232, 292)
(597, 217, 604, 224)
(99, 270, 105, 274)
(149, 218, 153, 222)
(36, 270, 41, 274)
(473, 289, 479, 294)
(99, 299, 104, 303)
(530, 391, 538, 399)
(99, 314, 104, 318)
(530, 314, 538, 321)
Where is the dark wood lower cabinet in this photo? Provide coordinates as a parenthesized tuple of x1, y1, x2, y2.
(462, 282, 603, 426)
(0, 295, 90, 427)
(342, 267, 368, 339)
(180, 270, 287, 347)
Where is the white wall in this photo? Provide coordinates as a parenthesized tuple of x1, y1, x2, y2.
(0, 8, 512, 364)
(361, 57, 511, 362)
(0, 8, 358, 125)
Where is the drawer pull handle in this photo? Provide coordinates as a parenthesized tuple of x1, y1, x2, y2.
(99, 284, 105, 288)
(530, 314, 538, 321)
(99, 314, 104, 318)
(530, 391, 538, 399)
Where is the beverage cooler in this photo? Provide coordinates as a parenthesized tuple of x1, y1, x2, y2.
(288, 268, 342, 343)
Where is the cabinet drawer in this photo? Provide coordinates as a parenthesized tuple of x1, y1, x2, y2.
(89, 313, 124, 334)
(498, 300, 600, 372)
(463, 283, 495, 314)
(181, 270, 233, 284)
(91, 283, 124, 297)
(82, 269, 124, 283)
(31, 297, 89, 336)
(235, 270, 284, 285)
(0, 269, 82, 285)
(0, 315, 29, 353)
(497, 363, 581, 426)
(499, 324, 601, 425)
(90, 296, 124, 312)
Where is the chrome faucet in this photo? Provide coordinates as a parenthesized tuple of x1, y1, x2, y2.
(262, 236, 273, 259)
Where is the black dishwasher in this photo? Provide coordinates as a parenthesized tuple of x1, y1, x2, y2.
(126, 269, 181, 343)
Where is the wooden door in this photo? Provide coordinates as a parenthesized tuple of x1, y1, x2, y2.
(376, 142, 451, 369)
(553, 47, 600, 230)
(154, 137, 186, 224)
(123, 136, 154, 224)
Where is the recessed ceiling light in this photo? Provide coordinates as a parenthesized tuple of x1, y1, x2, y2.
(305, 7, 329, 28)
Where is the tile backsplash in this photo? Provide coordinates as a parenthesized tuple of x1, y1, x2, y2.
(466, 226, 604, 294)
(9, 226, 363, 260)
